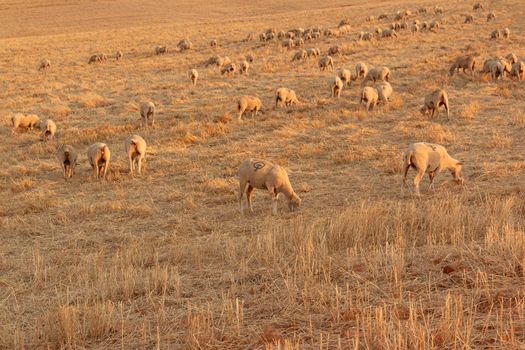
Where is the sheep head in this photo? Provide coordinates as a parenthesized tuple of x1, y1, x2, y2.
(288, 193, 302, 212)
(450, 161, 464, 185)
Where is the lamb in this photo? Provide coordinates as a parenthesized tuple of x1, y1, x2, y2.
(245, 53, 254, 63)
(221, 62, 237, 76)
(275, 88, 299, 108)
(240, 60, 250, 75)
(362, 66, 390, 84)
(421, 89, 450, 117)
(155, 46, 168, 55)
(330, 76, 344, 98)
(238, 158, 301, 215)
(449, 55, 476, 76)
(87, 143, 111, 180)
(292, 49, 307, 61)
(355, 62, 369, 80)
(140, 101, 155, 127)
(403, 142, 463, 195)
(360, 87, 378, 110)
(487, 11, 495, 22)
(464, 15, 474, 24)
(115, 51, 123, 60)
(506, 53, 518, 64)
(282, 39, 294, 49)
(178, 39, 193, 51)
(40, 119, 57, 141)
(510, 61, 525, 81)
(318, 56, 334, 71)
(473, 3, 483, 10)
(38, 59, 51, 70)
(490, 29, 501, 39)
(188, 68, 198, 86)
(237, 96, 262, 121)
(376, 81, 393, 103)
(503, 27, 510, 39)
(382, 29, 398, 38)
(124, 135, 147, 175)
(210, 39, 217, 47)
(327, 45, 340, 56)
(306, 47, 320, 57)
(11, 113, 40, 132)
(56, 145, 77, 179)
(337, 68, 352, 86)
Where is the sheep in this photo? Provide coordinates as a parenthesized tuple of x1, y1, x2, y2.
(503, 27, 510, 39)
(265, 28, 276, 36)
(245, 53, 254, 63)
(98, 53, 108, 61)
(312, 31, 321, 39)
(411, 23, 420, 33)
(401, 21, 409, 29)
(382, 29, 398, 38)
(275, 88, 299, 108)
(330, 76, 344, 98)
(337, 68, 352, 86)
(366, 15, 376, 21)
(355, 62, 369, 80)
(238, 158, 301, 215)
(88, 54, 101, 64)
(464, 15, 474, 24)
(403, 142, 463, 195)
(487, 11, 495, 22)
(434, 6, 443, 14)
(294, 38, 304, 48)
(421, 89, 450, 117)
(38, 59, 51, 70)
(188, 68, 198, 86)
(449, 55, 476, 76)
(303, 33, 312, 41)
(40, 119, 57, 141)
(56, 145, 77, 179)
(266, 32, 275, 40)
(339, 19, 350, 27)
(360, 87, 378, 110)
(429, 20, 440, 32)
(124, 135, 146, 175)
(115, 51, 123, 60)
(324, 28, 340, 37)
(87, 143, 111, 180)
(358, 31, 373, 41)
(206, 55, 231, 67)
(210, 39, 217, 47)
(327, 45, 340, 56)
(306, 47, 320, 58)
(221, 62, 237, 76)
(140, 101, 155, 127)
(417, 7, 427, 14)
(277, 30, 285, 39)
(378, 14, 389, 20)
(236, 60, 248, 75)
(259, 33, 267, 41)
(237, 96, 262, 121)
(482, 59, 506, 81)
(490, 29, 501, 39)
(11, 113, 40, 132)
(285, 31, 295, 39)
(375, 27, 383, 36)
(506, 53, 518, 64)
(178, 39, 193, 51)
(282, 39, 294, 49)
(155, 46, 168, 55)
(376, 81, 393, 103)
(421, 21, 429, 30)
(362, 66, 390, 84)
(292, 49, 307, 61)
(473, 3, 483, 10)
(318, 56, 334, 71)
(510, 61, 525, 81)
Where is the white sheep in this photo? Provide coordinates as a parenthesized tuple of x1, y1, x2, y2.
(421, 89, 450, 117)
(510, 61, 525, 81)
(355, 62, 369, 80)
(115, 51, 123, 60)
(188, 69, 198, 86)
(237, 96, 262, 121)
(362, 66, 390, 84)
(337, 68, 352, 86)
(124, 135, 146, 175)
(318, 56, 334, 71)
(140, 101, 155, 127)
(403, 142, 464, 195)
(38, 59, 51, 70)
(11, 113, 40, 132)
(330, 76, 343, 98)
(238, 158, 301, 215)
(275, 88, 299, 108)
(155, 46, 168, 55)
(40, 119, 57, 141)
(56, 145, 77, 179)
(411, 23, 420, 33)
(285, 31, 295, 39)
(240, 60, 250, 75)
(87, 143, 111, 180)
(360, 87, 378, 110)
(376, 81, 393, 103)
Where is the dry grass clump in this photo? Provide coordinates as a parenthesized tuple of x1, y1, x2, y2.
(459, 101, 479, 119)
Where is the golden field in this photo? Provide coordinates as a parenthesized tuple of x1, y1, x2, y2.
(0, 0, 524, 348)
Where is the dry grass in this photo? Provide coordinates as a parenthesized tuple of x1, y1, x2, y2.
(1, 0, 525, 349)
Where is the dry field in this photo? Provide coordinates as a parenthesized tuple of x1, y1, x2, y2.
(1, 0, 524, 348)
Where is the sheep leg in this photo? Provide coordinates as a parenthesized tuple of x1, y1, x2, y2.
(62, 163, 67, 179)
(92, 164, 98, 179)
(413, 169, 424, 196)
(239, 181, 249, 214)
(129, 155, 134, 174)
(137, 157, 142, 175)
(102, 163, 109, 179)
(246, 186, 255, 213)
(428, 171, 436, 191)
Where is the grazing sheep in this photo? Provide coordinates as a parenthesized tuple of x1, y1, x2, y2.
(294, 38, 304, 48)
(188, 68, 198, 86)
(490, 29, 501, 39)
(363, 66, 390, 84)
(87, 143, 111, 180)
(265, 28, 276, 36)
(401, 21, 409, 29)
(506, 53, 518, 64)
(292, 49, 307, 61)
(464, 15, 474, 23)
(355, 62, 369, 80)
(221, 62, 237, 76)
(140, 101, 155, 127)
(366, 15, 376, 21)
(327, 45, 340, 56)
(482, 59, 506, 81)
(56, 145, 77, 179)
(473, 3, 483, 10)
(375, 27, 383, 36)
(337, 68, 352, 86)
(178, 39, 193, 51)
(266, 32, 275, 40)
(376, 81, 393, 103)
(277, 30, 285, 39)
(418, 7, 427, 14)
(115, 51, 123, 60)
(403, 143, 463, 195)
(210, 39, 217, 47)
(312, 31, 321, 39)
(88, 54, 101, 64)
(155, 46, 168, 55)
(303, 33, 312, 41)
(318, 56, 334, 71)
(330, 76, 344, 98)
(421, 21, 429, 30)
(449, 55, 476, 76)
(240, 60, 250, 75)
(382, 29, 398, 38)
(98, 53, 108, 61)
(421, 89, 450, 117)
(359, 31, 373, 41)
(285, 31, 295, 39)
(40, 119, 57, 141)
(11, 113, 40, 132)
(237, 96, 262, 121)
(275, 88, 299, 108)
(378, 14, 389, 20)
(259, 33, 267, 41)
(245, 53, 254, 63)
(411, 23, 420, 33)
(207, 55, 231, 68)
(124, 135, 146, 175)
(306, 47, 320, 57)
(238, 158, 301, 215)
(38, 59, 51, 70)
(503, 27, 510, 39)
(282, 38, 295, 49)
(487, 11, 495, 22)
(434, 6, 443, 14)
(360, 87, 378, 110)
(429, 20, 440, 32)
(510, 61, 525, 81)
